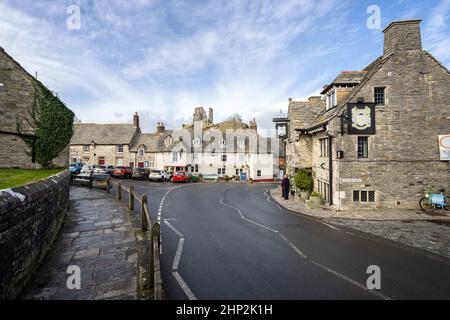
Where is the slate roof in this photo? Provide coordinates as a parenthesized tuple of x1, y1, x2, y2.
(129, 133, 159, 151)
(288, 97, 325, 131)
(71, 124, 138, 145)
(307, 55, 391, 131)
(320, 71, 368, 94)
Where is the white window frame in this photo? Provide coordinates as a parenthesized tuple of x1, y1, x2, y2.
(138, 149, 145, 157)
(117, 145, 124, 153)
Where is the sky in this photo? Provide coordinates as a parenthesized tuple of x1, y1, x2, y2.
(0, 0, 449, 135)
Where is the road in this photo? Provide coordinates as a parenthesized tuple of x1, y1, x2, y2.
(120, 180, 450, 300)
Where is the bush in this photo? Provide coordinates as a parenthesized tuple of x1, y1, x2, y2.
(311, 191, 321, 198)
(224, 175, 231, 182)
(294, 170, 313, 192)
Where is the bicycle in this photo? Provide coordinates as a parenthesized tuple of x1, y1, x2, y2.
(419, 186, 449, 213)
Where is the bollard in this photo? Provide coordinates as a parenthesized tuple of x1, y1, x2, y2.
(117, 183, 122, 200)
(106, 178, 111, 193)
(129, 185, 134, 211)
(141, 195, 149, 232)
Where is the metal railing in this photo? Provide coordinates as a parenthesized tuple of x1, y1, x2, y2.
(101, 179, 163, 299)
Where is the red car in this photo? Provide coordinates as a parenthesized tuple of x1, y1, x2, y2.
(112, 166, 133, 179)
(172, 171, 191, 183)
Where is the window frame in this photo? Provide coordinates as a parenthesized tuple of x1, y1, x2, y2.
(83, 145, 90, 153)
(357, 136, 369, 159)
(117, 145, 124, 154)
(374, 87, 385, 106)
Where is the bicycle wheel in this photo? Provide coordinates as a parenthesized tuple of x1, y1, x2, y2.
(419, 197, 436, 213)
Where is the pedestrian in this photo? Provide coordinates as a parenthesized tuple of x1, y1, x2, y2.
(281, 175, 290, 200)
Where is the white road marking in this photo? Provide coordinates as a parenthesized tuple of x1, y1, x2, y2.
(310, 260, 391, 300)
(320, 221, 342, 231)
(164, 220, 184, 238)
(279, 234, 308, 259)
(173, 272, 198, 300)
(218, 192, 279, 233)
(264, 190, 282, 210)
(172, 238, 185, 271)
(164, 219, 197, 300)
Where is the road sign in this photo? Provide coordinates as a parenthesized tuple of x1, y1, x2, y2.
(438, 135, 450, 161)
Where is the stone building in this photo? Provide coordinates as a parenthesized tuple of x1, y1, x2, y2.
(70, 112, 141, 167)
(285, 97, 324, 175)
(70, 107, 277, 181)
(288, 20, 450, 210)
(0, 47, 72, 168)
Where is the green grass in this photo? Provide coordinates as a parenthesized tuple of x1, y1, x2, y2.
(0, 169, 65, 190)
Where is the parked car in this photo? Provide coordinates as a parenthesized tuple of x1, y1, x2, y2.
(149, 169, 170, 182)
(112, 166, 133, 179)
(94, 165, 108, 175)
(72, 165, 93, 185)
(104, 165, 115, 175)
(172, 171, 191, 183)
(69, 162, 83, 174)
(132, 168, 149, 180)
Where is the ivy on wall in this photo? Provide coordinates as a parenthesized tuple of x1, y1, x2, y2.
(17, 81, 74, 169)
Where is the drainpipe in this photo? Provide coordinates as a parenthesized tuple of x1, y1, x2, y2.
(327, 133, 333, 206)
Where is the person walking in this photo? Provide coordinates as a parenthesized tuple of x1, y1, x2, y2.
(281, 175, 290, 200)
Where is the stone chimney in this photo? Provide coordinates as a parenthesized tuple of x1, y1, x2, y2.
(133, 112, 140, 129)
(383, 20, 422, 56)
(249, 118, 257, 131)
(308, 96, 322, 103)
(157, 122, 165, 134)
(208, 107, 214, 124)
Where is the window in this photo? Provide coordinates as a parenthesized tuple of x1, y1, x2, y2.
(358, 137, 369, 159)
(193, 137, 200, 147)
(144, 161, 149, 168)
(222, 155, 227, 162)
(172, 152, 178, 162)
(319, 138, 329, 157)
(257, 170, 262, 177)
(138, 149, 145, 157)
(236, 169, 240, 175)
(195, 164, 199, 173)
(116, 157, 124, 166)
(72, 158, 77, 163)
(218, 167, 225, 175)
(165, 136, 173, 146)
(117, 145, 124, 153)
(129, 162, 134, 168)
(83, 145, 90, 153)
(374, 87, 385, 105)
(353, 190, 376, 203)
(317, 180, 330, 203)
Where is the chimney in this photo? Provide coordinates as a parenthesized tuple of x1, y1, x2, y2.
(208, 108, 214, 124)
(157, 122, 165, 134)
(308, 96, 322, 103)
(133, 112, 140, 128)
(383, 20, 422, 56)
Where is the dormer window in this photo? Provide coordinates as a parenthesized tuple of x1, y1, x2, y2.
(138, 148, 145, 157)
(165, 136, 173, 146)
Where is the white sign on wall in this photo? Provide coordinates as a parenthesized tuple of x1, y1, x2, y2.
(439, 135, 450, 161)
(342, 178, 362, 183)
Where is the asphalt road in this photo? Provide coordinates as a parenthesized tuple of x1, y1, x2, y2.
(125, 181, 450, 300)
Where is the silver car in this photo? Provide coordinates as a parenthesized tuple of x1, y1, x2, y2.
(149, 169, 170, 182)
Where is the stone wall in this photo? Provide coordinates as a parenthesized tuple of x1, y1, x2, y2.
(0, 171, 71, 299)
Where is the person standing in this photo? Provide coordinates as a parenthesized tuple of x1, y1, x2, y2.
(281, 175, 290, 200)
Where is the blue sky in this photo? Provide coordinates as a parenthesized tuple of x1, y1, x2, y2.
(1, 0, 449, 133)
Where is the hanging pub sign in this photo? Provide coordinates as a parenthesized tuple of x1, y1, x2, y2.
(276, 122, 289, 140)
(347, 103, 376, 135)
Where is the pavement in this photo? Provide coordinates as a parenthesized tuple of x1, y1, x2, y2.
(125, 181, 450, 300)
(270, 188, 450, 221)
(21, 187, 138, 300)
